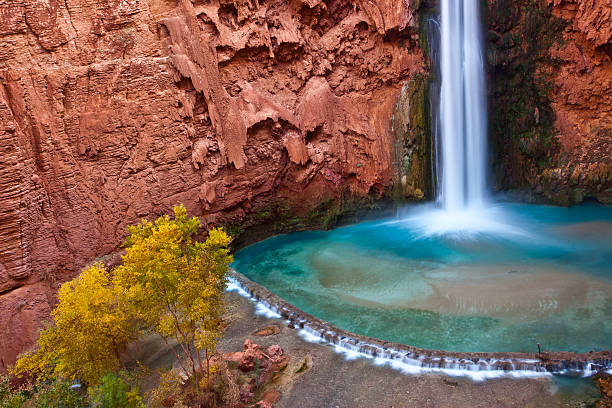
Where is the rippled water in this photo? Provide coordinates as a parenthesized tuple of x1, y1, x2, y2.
(233, 202, 612, 353)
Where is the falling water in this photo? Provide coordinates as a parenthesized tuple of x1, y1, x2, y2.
(439, 0, 487, 211)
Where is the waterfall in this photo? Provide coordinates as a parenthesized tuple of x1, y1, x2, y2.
(406, 0, 500, 236)
(438, 0, 487, 211)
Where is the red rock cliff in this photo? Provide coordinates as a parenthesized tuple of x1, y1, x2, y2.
(0, 0, 424, 370)
(488, 0, 611, 204)
(544, 0, 611, 203)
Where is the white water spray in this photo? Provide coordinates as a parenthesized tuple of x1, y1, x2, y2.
(439, 0, 487, 211)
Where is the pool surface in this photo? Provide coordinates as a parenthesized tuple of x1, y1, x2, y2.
(233, 202, 612, 353)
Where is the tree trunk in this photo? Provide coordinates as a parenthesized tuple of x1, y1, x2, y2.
(161, 336, 189, 376)
(206, 348, 212, 381)
(197, 348, 205, 377)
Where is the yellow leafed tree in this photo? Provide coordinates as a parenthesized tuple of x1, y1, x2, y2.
(13, 263, 136, 384)
(13, 205, 231, 390)
(113, 204, 232, 387)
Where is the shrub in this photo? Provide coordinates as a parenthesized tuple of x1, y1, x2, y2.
(146, 369, 184, 408)
(11, 204, 232, 403)
(33, 379, 87, 408)
(114, 205, 232, 387)
(88, 373, 144, 408)
(0, 376, 28, 408)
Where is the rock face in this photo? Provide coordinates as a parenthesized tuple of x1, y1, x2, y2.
(544, 0, 611, 204)
(221, 339, 288, 406)
(1, 0, 609, 374)
(487, 0, 611, 204)
(391, 74, 432, 201)
(0, 0, 424, 371)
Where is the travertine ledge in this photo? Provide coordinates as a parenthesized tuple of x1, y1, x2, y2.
(230, 271, 612, 376)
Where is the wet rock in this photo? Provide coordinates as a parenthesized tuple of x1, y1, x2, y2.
(594, 371, 612, 407)
(488, 0, 611, 204)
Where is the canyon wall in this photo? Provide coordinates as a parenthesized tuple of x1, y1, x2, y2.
(1, 0, 610, 373)
(0, 0, 425, 370)
(488, 0, 611, 204)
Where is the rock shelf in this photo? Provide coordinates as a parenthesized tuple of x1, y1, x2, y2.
(229, 271, 612, 377)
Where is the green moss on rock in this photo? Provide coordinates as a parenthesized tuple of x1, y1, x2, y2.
(487, 0, 567, 191)
(227, 194, 393, 251)
(391, 73, 433, 202)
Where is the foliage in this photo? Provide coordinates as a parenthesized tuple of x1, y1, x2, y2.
(146, 369, 184, 408)
(0, 377, 9, 403)
(114, 204, 233, 387)
(148, 361, 243, 408)
(11, 204, 232, 402)
(1, 376, 88, 408)
(13, 263, 137, 385)
(0, 376, 28, 408)
(0, 391, 28, 408)
(33, 379, 87, 408)
(88, 373, 144, 408)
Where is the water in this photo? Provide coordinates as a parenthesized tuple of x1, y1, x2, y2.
(233, 202, 612, 353)
(438, 0, 487, 210)
(550, 376, 601, 406)
(233, 0, 612, 359)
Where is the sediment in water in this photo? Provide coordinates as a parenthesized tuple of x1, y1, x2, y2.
(228, 271, 612, 380)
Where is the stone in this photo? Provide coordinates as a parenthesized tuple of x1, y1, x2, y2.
(253, 325, 281, 337)
(257, 389, 281, 408)
(222, 339, 287, 405)
(0, 0, 425, 370)
(0, 283, 53, 373)
(488, 0, 611, 203)
(594, 371, 612, 407)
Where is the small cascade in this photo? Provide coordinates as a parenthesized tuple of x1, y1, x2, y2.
(227, 273, 612, 379)
(438, 0, 488, 211)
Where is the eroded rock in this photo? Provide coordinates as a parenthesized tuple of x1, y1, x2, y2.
(488, 0, 611, 203)
(0, 0, 426, 370)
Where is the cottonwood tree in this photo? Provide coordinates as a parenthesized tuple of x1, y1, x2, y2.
(13, 263, 136, 384)
(113, 205, 232, 387)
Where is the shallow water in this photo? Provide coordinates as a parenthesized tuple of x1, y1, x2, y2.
(550, 375, 601, 406)
(233, 202, 612, 353)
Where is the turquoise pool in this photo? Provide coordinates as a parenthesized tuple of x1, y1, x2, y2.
(233, 202, 612, 353)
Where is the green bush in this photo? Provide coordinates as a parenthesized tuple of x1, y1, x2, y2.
(0, 376, 11, 402)
(0, 375, 29, 408)
(89, 373, 144, 408)
(0, 392, 28, 408)
(33, 380, 87, 408)
(1, 375, 90, 408)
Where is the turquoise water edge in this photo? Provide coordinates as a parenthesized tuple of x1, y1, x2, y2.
(234, 202, 612, 354)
